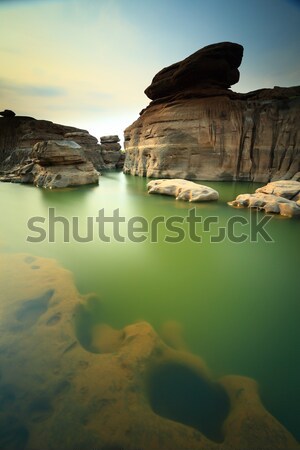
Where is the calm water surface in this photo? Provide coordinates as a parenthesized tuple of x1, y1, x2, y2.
(0, 172, 299, 442)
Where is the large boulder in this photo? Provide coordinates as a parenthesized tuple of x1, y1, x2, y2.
(147, 179, 219, 202)
(228, 180, 300, 217)
(0, 140, 99, 188)
(123, 43, 300, 182)
(0, 116, 105, 173)
(145, 42, 243, 101)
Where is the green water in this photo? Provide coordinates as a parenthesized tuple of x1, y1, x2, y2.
(0, 172, 299, 441)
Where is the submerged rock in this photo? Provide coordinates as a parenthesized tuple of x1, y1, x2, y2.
(0, 254, 299, 450)
(228, 180, 300, 217)
(147, 179, 219, 202)
(123, 42, 300, 182)
(0, 252, 298, 450)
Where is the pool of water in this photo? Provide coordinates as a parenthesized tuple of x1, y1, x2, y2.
(0, 171, 299, 444)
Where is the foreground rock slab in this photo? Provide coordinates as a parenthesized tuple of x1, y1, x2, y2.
(0, 252, 298, 450)
(148, 179, 219, 201)
(228, 180, 300, 217)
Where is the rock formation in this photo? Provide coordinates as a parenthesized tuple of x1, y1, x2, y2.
(0, 109, 16, 117)
(123, 42, 300, 182)
(0, 116, 126, 180)
(0, 140, 99, 188)
(100, 134, 125, 169)
(147, 179, 219, 202)
(0, 252, 298, 450)
(0, 116, 105, 173)
(228, 180, 300, 217)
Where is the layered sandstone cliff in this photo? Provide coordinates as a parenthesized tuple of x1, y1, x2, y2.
(123, 42, 300, 182)
(0, 116, 124, 174)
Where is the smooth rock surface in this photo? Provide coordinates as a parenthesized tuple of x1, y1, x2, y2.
(124, 42, 300, 182)
(148, 179, 219, 201)
(228, 180, 300, 217)
(255, 180, 300, 201)
(0, 252, 298, 450)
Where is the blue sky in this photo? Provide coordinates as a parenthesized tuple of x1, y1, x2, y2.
(0, 0, 299, 141)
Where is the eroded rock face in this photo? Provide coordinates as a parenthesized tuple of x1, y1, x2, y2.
(100, 135, 124, 169)
(0, 116, 105, 173)
(0, 252, 298, 450)
(228, 180, 300, 217)
(0, 140, 99, 188)
(147, 179, 219, 202)
(145, 42, 243, 101)
(124, 42, 300, 182)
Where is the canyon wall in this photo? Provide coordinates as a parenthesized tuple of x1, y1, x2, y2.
(124, 42, 300, 182)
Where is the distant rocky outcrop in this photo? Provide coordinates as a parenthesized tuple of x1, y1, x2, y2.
(148, 179, 219, 202)
(0, 116, 125, 180)
(0, 140, 99, 188)
(228, 180, 300, 217)
(0, 109, 16, 117)
(100, 135, 125, 169)
(0, 116, 105, 173)
(124, 42, 300, 182)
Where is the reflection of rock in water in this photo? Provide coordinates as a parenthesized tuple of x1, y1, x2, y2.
(0, 253, 298, 450)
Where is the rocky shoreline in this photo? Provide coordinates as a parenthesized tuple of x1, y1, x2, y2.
(0, 115, 124, 187)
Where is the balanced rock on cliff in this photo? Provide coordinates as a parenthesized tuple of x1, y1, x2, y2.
(124, 42, 300, 182)
(145, 42, 243, 101)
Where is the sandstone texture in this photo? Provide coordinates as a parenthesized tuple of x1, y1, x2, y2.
(0, 116, 125, 178)
(100, 134, 124, 169)
(0, 252, 298, 450)
(0, 116, 105, 173)
(0, 140, 99, 188)
(229, 180, 300, 217)
(123, 42, 300, 182)
(148, 179, 219, 202)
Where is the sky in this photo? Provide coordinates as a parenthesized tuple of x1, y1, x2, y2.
(0, 0, 299, 143)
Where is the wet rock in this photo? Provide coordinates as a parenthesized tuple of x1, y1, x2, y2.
(147, 179, 219, 202)
(0, 253, 298, 450)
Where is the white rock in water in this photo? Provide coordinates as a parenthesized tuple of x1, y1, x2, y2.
(255, 180, 300, 200)
(228, 180, 300, 218)
(147, 179, 219, 202)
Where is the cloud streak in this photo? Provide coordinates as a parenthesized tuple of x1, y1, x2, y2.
(0, 79, 66, 97)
